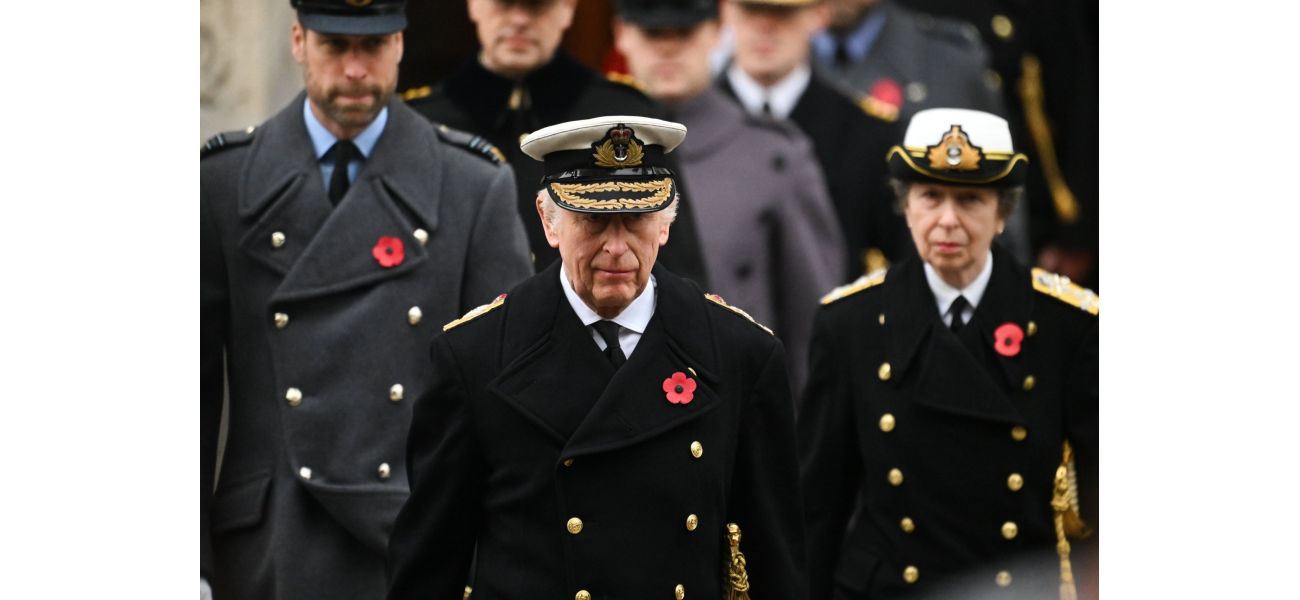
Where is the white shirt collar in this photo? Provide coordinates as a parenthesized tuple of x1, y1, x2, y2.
(923, 251, 994, 318)
(725, 62, 811, 120)
(559, 264, 656, 334)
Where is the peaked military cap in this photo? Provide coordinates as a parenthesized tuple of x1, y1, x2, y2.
(616, 0, 718, 27)
(521, 115, 687, 214)
(291, 0, 406, 35)
(887, 107, 1028, 187)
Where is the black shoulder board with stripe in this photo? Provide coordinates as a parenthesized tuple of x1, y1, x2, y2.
(435, 123, 506, 166)
(201, 126, 256, 158)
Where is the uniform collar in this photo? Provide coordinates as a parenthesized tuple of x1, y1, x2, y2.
(560, 263, 657, 335)
(812, 6, 888, 66)
(923, 250, 994, 316)
(302, 98, 388, 160)
(724, 61, 811, 120)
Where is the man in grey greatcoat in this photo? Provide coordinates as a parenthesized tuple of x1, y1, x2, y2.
(611, 0, 846, 395)
(200, 1, 532, 598)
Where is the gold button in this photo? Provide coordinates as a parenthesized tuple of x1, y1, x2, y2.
(298, 466, 312, 480)
(389, 384, 404, 402)
(567, 517, 583, 534)
(1027, 321, 1038, 336)
(690, 441, 703, 459)
(1022, 375, 1036, 391)
(985, 69, 1002, 89)
(408, 306, 423, 326)
(992, 14, 1014, 40)
(888, 468, 904, 486)
(686, 514, 699, 531)
(903, 565, 919, 583)
(900, 517, 915, 533)
(575, 591, 591, 600)
(271, 231, 286, 248)
(413, 228, 429, 246)
(675, 584, 685, 600)
(1002, 521, 1019, 540)
(286, 387, 303, 407)
(996, 570, 1013, 587)
(378, 462, 391, 479)
(879, 413, 896, 432)
(1007, 473, 1024, 491)
(1010, 426, 1028, 441)
(878, 362, 892, 381)
(273, 312, 289, 329)
(878, 313, 886, 325)
(563, 458, 574, 467)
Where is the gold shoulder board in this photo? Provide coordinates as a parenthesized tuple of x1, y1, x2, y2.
(606, 71, 650, 94)
(401, 85, 432, 101)
(704, 294, 773, 336)
(1031, 268, 1099, 315)
(820, 269, 887, 305)
(443, 294, 507, 332)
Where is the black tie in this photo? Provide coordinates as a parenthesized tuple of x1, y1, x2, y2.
(833, 38, 851, 70)
(592, 320, 626, 369)
(949, 296, 969, 332)
(328, 140, 361, 206)
(761, 100, 773, 117)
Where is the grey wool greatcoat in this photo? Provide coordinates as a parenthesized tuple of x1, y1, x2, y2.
(200, 92, 533, 600)
(386, 260, 810, 600)
(670, 87, 846, 396)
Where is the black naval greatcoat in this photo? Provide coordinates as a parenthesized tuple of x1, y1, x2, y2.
(387, 260, 809, 600)
(408, 52, 711, 287)
(718, 73, 910, 279)
(799, 244, 1097, 599)
(201, 93, 533, 599)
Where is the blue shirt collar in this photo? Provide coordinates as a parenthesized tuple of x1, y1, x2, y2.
(812, 8, 888, 66)
(301, 98, 388, 160)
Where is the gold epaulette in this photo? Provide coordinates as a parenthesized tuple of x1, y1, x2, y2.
(820, 269, 887, 305)
(605, 71, 649, 94)
(443, 294, 507, 332)
(401, 85, 432, 101)
(857, 95, 900, 123)
(704, 294, 773, 335)
(1031, 268, 1099, 315)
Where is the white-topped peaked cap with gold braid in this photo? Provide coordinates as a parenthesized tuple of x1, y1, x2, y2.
(521, 116, 687, 214)
(886, 108, 1028, 188)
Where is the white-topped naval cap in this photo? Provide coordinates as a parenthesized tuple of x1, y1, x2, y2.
(901, 108, 1015, 153)
(521, 115, 687, 161)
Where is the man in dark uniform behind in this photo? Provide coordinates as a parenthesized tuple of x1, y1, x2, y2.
(200, 1, 533, 598)
(407, 0, 711, 286)
(387, 116, 808, 600)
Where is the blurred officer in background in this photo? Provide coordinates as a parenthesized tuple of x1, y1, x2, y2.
(407, 0, 711, 287)
(387, 116, 808, 600)
(612, 0, 846, 394)
(718, 0, 909, 279)
(800, 108, 1096, 599)
(200, 1, 532, 598)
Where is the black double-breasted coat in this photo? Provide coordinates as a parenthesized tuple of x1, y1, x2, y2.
(200, 93, 534, 599)
(799, 245, 1097, 599)
(387, 261, 809, 600)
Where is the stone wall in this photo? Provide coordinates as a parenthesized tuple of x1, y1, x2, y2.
(200, 0, 302, 142)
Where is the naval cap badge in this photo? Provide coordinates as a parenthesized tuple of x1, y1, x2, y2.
(592, 124, 645, 168)
(926, 125, 983, 171)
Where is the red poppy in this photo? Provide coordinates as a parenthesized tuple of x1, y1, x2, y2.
(662, 371, 697, 405)
(868, 78, 903, 109)
(994, 322, 1025, 357)
(372, 236, 405, 268)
